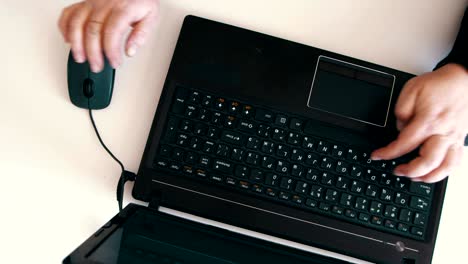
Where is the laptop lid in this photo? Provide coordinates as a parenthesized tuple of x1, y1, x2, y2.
(132, 15, 447, 264)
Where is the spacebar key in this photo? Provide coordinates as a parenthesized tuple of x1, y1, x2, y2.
(221, 131, 244, 145)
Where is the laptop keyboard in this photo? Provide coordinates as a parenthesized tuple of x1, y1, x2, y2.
(154, 86, 434, 241)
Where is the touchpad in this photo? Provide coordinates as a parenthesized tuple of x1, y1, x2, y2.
(307, 56, 395, 127)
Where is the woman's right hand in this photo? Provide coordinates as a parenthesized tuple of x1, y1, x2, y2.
(58, 0, 160, 72)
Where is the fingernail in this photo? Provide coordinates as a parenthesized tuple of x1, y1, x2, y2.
(393, 169, 405, 176)
(127, 45, 137, 57)
(74, 53, 85, 63)
(371, 155, 381, 161)
(90, 63, 101, 73)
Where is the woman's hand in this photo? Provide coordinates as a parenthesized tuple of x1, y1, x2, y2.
(372, 63, 468, 183)
(58, 0, 160, 72)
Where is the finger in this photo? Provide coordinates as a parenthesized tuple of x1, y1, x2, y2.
(372, 114, 432, 160)
(58, 3, 81, 42)
(103, 4, 153, 68)
(411, 145, 463, 183)
(125, 15, 157, 57)
(68, 4, 92, 63)
(85, 4, 113, 73)
(394, 78, 419, 123)
(393, 135, 452, 177)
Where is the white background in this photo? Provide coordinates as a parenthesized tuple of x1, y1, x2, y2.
(1, 0, 467, 263)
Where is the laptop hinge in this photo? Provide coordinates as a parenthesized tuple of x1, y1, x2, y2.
(148, 191, 162, 210)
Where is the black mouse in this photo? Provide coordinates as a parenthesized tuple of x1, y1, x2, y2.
(67, 51, 115, 109)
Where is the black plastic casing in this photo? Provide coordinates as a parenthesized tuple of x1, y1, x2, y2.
(132, 16, 447, 264)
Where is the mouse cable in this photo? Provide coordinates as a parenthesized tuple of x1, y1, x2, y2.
(87, 101, 136, 212)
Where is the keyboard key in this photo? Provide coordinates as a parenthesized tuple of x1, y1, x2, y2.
(289, 118, 303, 131)
(336, 161, 348, 174)
(279, 192, 291, 201)
(176, 134, 189, 146)
(221, 131, 243, 146)
(242, 105, 254, 118)
(316, 141, 330, 154)
(196, 168, 207, 178)
(185, 105, 198, 118)
(351, 181, 365, 194)
(321, 173, 336, 186)
(310, 185, 323, 199)
(410, 196, 429, 211)
(231, 148, 244, 161)
(251, 184, 264, 194)
(212, 160, 233, 174)
(170, 163, 182, 171)
(380, 188, 394, 202)
(226, 177, 237, 186)
(164, 118, 179, 142)
(399, 209, 413, 222)
(246, 152, 260, 166)
(345, 209, 356, 218)
(265, 173, 280, 186)
(234, 165, 249, 178)
(276, 160, 289, 174)
(201, 94, 213, 107)
(295, 181, 309, 194)
(199, 156, 210, 167)
(306, 199, 318, 208)
(171, 95, 186, 114)
(331, 144, 345, 158)
(210, 175, 224, 183)
(194, 123, 207, 135)
(211, 112, 223, 125)
(369, 201, 383, 215)
(291, 164, 304, 177)
(246, 137, 261, 150)
(292, 195, 304, 204)
(306, 168, 320, 182)
(371, 216, 383, 225)
(228, 101, 240, 113)
(365, 184, 379, 198)
(185, 152, 198, 164)
(319, 202, 331, 211)
(358, 213, 370, 222)
(188, 91, 200, 104)
(336, 176, 349, 189)
(340, 193, 353, 207)
(265, 188, 278, 197)
(414, 212, 426, 226)
(394, 176, 409, 190)
(238, 120, 256, 133)
(411, 227, 423, 237)
(272, 128, 286, 141)
(159, 145, 171, 157)
(189, 137, 202, 150)
(287, 132, 301, 145)
(207, 127, 219, 139)
(276, 144, 290, 158)
(397, 223, 409, 233)
(214, 98, 225, 110)
(291, 149, 305, 162)
(261, 156, 275, 169)
(215, 144, 230, 157)
(394, 192, 409, 206)
(183, 165, 194, 175)
(355, 197, 368, 211)
(280, 177, 294, 190)
(255, 109, 274, 122)
(410, 182, 433, 197)
(325, 189, 339, 202)
(224, 116, 237, 128)
(261, 141, 275, 154)
(275, 115, 288, 127)
(202, 141, 215, 153)
(302, 136, 315, 149)
(384, 220, 396, 229)
(350, 165, 363, 178)
(384, 205, 398, 219)
(346, 148, 359, 162)
(155, 159, 169, 168)
(321, 157, 335, 170)
(250, 169, 264, 182)
(257, 124, 271, 137)
(332, 206, 344, 215)
(380, 173, 392, 186)
(238, 180, 250, 189)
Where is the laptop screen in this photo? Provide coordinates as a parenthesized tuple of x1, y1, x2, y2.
(308, 56, 395, 127)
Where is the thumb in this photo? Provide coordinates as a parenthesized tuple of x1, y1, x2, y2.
(125, 14, 157, 57)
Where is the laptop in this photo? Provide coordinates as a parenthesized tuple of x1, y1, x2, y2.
(64, 15, 447, 264)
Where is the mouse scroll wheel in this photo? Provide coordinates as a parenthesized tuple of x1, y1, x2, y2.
(83, 78, 94, 98)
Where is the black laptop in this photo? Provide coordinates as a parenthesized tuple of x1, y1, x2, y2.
(64, 15, 447, 264)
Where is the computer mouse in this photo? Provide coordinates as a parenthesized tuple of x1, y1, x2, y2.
(67, 51, 115, 109)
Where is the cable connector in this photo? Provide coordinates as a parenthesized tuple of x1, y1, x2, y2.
(117, 170, 137, 212)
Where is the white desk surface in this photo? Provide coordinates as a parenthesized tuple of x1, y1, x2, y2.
(1, 0, 467, 263)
